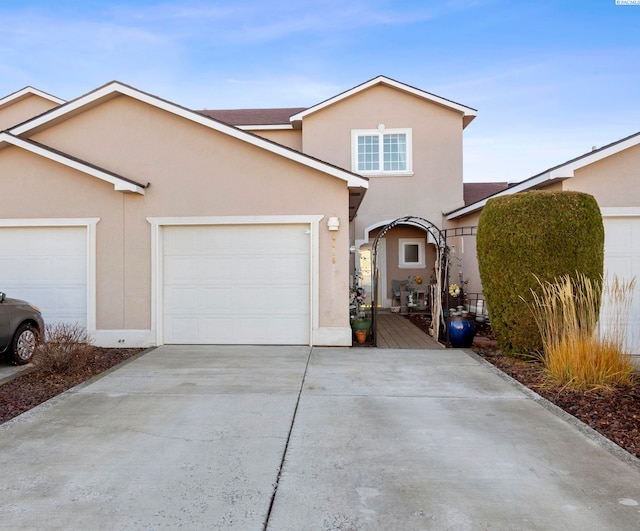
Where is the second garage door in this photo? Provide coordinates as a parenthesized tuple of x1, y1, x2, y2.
(163, 224, 311, 345)
(602, 216, 640, 356)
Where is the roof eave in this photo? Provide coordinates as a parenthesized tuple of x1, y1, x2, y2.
(448, 131, 640, 220)
(290, 75, 477, 125)
(0, 133, 146, 194)
(0, 86, 66, 111)
(446, 173, 564, 219)
(10, 81, 365, 189)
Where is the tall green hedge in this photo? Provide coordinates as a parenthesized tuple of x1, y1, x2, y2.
(476, 191, 604, 355)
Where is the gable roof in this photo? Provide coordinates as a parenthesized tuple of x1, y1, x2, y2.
(198, 107, 306, 130)
(0, 132, 147, 194)
(289, 75, 477, 129)
(447, 130, 640, 219)
(0, 86, 65, 111)
(10, 81, 368, 192)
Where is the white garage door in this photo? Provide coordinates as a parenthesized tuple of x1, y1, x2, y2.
(163, 224, 310, 344)
(602, 217, 640, 355)
(0, 226, 87, 327)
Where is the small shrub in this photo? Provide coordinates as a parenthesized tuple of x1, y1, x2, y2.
(33, 323, 94, 375)
(528, 273, 636, 390)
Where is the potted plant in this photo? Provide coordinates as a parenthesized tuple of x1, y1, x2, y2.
(446, 283, 476, 348)
(350, 283, 371, 342)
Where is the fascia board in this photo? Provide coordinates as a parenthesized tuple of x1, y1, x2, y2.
(446, 173, 554, 220)
(549, 134, 640, 179)
(11, 82, 367, 189)
(448, 133, 640, 220)
(290, 75, 477, 124)
(237, 124, 294, 131)
(0, 133, 145, 194)
(0, 86, 66, 110)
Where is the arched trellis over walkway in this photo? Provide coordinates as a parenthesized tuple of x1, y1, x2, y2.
(370, 216, 450, 346)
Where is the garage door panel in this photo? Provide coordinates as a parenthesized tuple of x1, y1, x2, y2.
(605, 256, 634, 279)
(163, 224, 310, 345)
(0, 227, 87, 327)
(603, 217, 640, 355)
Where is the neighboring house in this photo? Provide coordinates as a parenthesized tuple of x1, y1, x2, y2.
(447, 133, 640, 357)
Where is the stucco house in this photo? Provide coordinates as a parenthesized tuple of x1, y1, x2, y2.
(202, 77, 477, 313)
(0, 81, 371, 348)
(3, 76, 636, 354)
(0, 75, 478, 348)
(447, 133, 640, 357)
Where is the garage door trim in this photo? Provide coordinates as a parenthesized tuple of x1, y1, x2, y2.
(0, 217, 99, 332)
(148, 215, 323, 346)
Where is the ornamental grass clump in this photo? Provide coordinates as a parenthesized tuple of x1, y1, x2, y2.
(528, 273, 636, 390)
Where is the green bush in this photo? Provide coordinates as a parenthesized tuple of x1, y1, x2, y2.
(476, 191, 604, 356)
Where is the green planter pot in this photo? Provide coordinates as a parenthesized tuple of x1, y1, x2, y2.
(351, 319, 372, 332)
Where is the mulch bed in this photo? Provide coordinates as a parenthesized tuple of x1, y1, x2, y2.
(0, 348, 144, 424)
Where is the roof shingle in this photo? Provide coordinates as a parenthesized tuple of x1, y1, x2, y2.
(197, 107, 306, 126)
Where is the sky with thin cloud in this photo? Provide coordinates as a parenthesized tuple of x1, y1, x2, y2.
(1, 0, 638, 183)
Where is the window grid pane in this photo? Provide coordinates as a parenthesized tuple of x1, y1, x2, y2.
(357, 135, 380, 171)
(383, 133, 407, 171)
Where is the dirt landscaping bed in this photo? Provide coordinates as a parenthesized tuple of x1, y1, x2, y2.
(0, 348, 144, 424)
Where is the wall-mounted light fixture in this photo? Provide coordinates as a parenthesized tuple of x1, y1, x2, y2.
(327, 217, 340, 231)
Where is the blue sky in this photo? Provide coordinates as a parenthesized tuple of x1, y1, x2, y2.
(1, 0, 638, 183)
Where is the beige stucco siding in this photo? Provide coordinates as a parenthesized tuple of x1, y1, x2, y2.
(300, 84, 465, 237)
(19, 95, 351, 336)
(445, 211, 482, 295)
(0, 147, 133, 329)
(0, 95, 60, 130)
(562, 144, 640, 206)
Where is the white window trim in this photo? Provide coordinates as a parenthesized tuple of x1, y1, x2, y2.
(351, 127, 413, 176)
(399, 238, 426, 269)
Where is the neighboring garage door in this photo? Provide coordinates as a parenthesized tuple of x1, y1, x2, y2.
(163, 224, 310, 344)
(602, 217, 640, 355)
(0, 226, 87, 327)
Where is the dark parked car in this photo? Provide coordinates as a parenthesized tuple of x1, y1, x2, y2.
(0, 292, 45, 365)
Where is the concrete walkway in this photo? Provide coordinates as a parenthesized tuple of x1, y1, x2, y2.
(1, 346, 640, 530)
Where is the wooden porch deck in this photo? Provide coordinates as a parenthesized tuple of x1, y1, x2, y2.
(374, 312, 444, 349)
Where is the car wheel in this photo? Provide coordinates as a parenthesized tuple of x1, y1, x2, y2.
(10, 323, 39, 365)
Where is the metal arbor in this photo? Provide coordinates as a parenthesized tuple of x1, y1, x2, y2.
(370, 216, 449, 346)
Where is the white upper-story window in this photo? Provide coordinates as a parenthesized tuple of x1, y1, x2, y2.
(351, 125, 413, 176)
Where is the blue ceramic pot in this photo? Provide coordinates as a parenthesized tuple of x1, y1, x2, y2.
(447, 316, 476, 348)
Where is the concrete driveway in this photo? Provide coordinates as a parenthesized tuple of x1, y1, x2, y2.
(1, 346, 640, 530)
